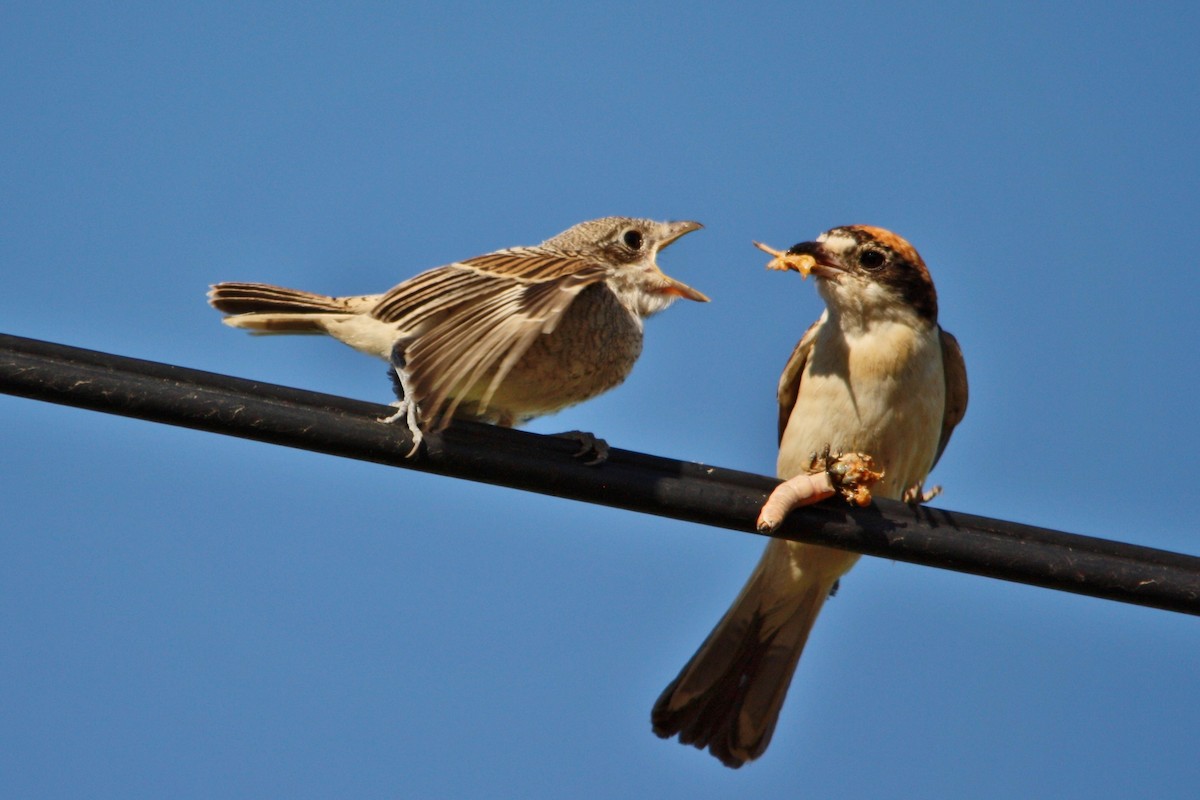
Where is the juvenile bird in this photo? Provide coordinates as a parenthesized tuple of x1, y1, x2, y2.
(652, 225, 967, 767)
(209, 217, 707, 450)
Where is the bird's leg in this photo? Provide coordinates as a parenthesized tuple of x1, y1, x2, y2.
(380, 388, 424, 457)
(756, 447, 884, 533)
(902, 482, 942, 505)
(380, 341, 425, 457)
(551, 430, 610, 466)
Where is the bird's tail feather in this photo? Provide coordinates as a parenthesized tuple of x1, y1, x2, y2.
(208, 282, 368, 334)
(652, 545, 833, 768)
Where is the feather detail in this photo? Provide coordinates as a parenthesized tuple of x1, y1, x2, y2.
(394, 261, 610, 428)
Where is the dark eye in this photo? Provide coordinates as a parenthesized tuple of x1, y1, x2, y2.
(623, 229, 644, 250)
(859, 249, 886, 270)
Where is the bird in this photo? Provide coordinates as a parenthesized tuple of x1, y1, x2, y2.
(651, 225, 968, 768)
(208, 217, 707, 452)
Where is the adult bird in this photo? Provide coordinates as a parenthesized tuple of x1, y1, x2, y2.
(653, 225, 968, 767)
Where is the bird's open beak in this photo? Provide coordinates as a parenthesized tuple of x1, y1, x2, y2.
(655, 221, 709, 302)
(657, 276, 710, 302)
(660, 220, 704, 248)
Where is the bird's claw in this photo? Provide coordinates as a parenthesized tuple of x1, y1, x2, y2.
(379, 399, 425, 457)
(902, 482, 942, 505)
(381, 358, 426, 457)
(553, 430, 610, 466)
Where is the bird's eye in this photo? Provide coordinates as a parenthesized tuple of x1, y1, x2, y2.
(859, 249, 886, 270)
(623, 230, 644, 250)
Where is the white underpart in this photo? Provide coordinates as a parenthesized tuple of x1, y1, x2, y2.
(319, 313, 410, 361)
(778, 310, 945, 499)
(772, 311, 944, 585)
(604, 257, 676, 321)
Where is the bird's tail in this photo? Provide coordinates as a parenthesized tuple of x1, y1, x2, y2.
(652, 540, 843, 768)
(208, 282, 373, 334)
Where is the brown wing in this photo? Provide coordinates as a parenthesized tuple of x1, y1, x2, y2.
(370, 247, 597, 326)
(369, 247, 612, 429)
(776, 320, 821, 444)
(932, 327, 969, 469)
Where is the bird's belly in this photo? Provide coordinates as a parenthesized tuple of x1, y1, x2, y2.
(461, 284, 644, 423)
(321, 313, 401, 360)
(778, 328, 945, 499)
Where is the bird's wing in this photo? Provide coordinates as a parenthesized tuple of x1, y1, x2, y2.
(371, 247, 612, 428)
(776, 320, 821, 445)
(932, 327, 969, 469)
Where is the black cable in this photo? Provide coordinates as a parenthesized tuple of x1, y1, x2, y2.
(3, 331, 1198, 616)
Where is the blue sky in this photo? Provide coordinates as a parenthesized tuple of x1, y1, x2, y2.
(3, 3, 1198, 798)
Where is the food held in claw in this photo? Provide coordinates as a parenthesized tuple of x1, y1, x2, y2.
(756, 448, 884, 532)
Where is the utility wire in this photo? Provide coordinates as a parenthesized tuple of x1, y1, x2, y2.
(3, 331, 1198, 616)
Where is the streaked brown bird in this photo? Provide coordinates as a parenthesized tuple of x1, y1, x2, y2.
(652, 225, 968, 767)
(209, 217, 707, 450)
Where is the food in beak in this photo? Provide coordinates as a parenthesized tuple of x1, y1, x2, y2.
(753, 241, 816, 279)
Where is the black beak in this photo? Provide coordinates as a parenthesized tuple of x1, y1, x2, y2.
(787, 241, 824, 258)
(787, 241, 840, 275)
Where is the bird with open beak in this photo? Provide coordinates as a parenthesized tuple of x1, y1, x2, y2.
(653, 225, 968, 768)
(209, 216, 707, 454)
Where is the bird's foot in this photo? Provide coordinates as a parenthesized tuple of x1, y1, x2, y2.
(552, 430, 610, 466)
(379, 399, 425, 457)
(902, 482, 942, 505)
(380, 361, 425, 457)
(756, 446, 884, 533)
